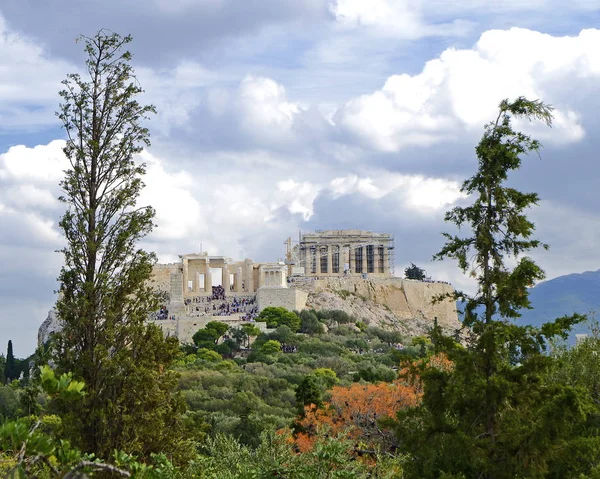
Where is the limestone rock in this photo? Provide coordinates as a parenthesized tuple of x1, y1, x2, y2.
(38, 309, 63, 346)
(295, 277, 460, 337)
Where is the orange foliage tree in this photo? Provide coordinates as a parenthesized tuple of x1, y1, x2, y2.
(296, 380, 419, 452)
(295, 353, 453, 453)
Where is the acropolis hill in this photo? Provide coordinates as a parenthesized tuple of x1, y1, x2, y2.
(39, 229, 460, 344)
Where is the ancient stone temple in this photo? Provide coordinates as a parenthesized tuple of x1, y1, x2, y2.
(288, 229, 394, 278)
(149, 253, 307, 343)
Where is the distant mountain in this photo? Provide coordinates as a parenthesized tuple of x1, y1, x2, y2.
(516, 269, 600, 334)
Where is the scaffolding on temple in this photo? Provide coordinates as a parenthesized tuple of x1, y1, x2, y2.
(387, 234, 395, 276)
(285, 230, 395, 277)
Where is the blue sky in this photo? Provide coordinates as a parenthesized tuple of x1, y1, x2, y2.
(2, 0, 600, 356)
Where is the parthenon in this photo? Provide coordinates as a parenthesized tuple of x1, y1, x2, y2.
(288, 229, 394, 278)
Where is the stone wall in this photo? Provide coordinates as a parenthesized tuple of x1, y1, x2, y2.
(257, 287, 309, 312)
(150, 263, 181, 299)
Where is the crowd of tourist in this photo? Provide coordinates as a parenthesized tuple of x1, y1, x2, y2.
(280, 343, 298, 353)
(209, 285, 227, 300)
(183, 289, 259, 320)
(156, 306, 170, 320)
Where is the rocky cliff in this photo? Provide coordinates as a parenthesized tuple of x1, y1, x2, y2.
(38, 308, 62, 346)
(293, 277, 459, 336)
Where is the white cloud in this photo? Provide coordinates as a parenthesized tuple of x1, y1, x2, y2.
(336, 28, 600, 151)
(137, 150, 204, 240)
(0, 140, 68, 183)
(328, 0, 600, 39)
(274, 180, 323, 220)
(329, 173, 465, 211)
(137, 61, 221, 133)
(329, 0, 471, 39)
(531, 201, 600, 280)
(0, 16, 74, 130)
(206, 75, 304, 145)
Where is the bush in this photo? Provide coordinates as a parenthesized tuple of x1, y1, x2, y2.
(197, 349, 223, 362)
(299, 310, 324, 335)
(260, 340, 282, 355)
(257, 307, 301, 332)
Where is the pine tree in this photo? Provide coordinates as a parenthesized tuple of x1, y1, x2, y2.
(404, 263, 426, 281)
(4, 340, 16, 383)
(52, 30, 188, 461)
(396, 98, 588, 478)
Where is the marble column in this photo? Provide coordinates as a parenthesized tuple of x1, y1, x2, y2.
(222, 264, 230, 292)
(195, 272, 201, 293)
(258, 265, 265, 288)
(361, 247, 367, 275)
(205, 259, 212, 292)
(245, 260, 254, 292)
(326, 245, 332, 275)
(235, 268, 243, 292)
(182, 257, 189, 295)
(349, 246, 355, 274)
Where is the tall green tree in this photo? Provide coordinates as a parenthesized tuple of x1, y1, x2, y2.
(52, 31, 187, 461)
(396, 98, 588, 478)
(4, 341, 16, 383)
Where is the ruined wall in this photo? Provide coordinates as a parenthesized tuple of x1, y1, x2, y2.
(151, 263, 181, 297)
(257, 288, 309, 313)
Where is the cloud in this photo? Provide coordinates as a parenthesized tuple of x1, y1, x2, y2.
(0, 1, 330, 66)
(329, 174, 465, 211)
(328, 0, 600, 39)
(329, 0, 471, 39)
(531, 200, 600, 280)
(0, 140, 68, 183)
(0, 17, 74, 131)
(136, 62, 222, 135)
(336, 28, 599, 151)
(205, 75, 306, 146)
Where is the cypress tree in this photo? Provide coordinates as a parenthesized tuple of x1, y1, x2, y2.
(52, 30, 188, 461)
(4, 340, 16, 383)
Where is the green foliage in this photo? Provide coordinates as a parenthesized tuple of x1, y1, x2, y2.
(4, 341, 17, 383)
(197, 349, 223, 362)
(260, 340, 282, 355)
(316, 310, 355, 325)
(312, 368, 338, 388)
(397, 98, 588, 478)
(205, 321, 230, 338)
(355, 363, 396, 383)
(0, 385, 19, 420)
(0, 366, 143, 478)
(194, 430, 403, 478)
(51, 31, 188, 461)
(257, 307, 301, 331)
(299, 310, 325, 335)
(404, 263, 427, 281)
(193, 328, 221, 345)
(296, 375, 323, 414)
(39, 365, 85, 400)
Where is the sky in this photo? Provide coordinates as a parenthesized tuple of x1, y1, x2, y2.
(2, 1, 600, 356)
